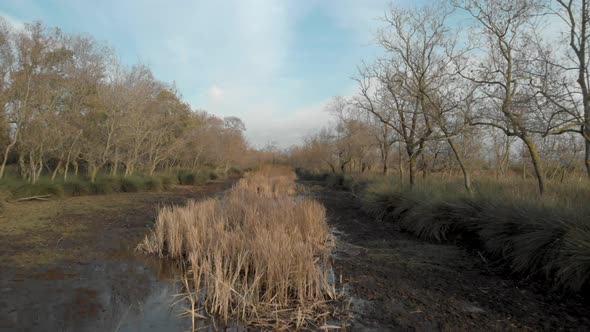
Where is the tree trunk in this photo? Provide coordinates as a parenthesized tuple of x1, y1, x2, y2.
(0, 131, 17, 179)
(447, 138, 472, 193)
(421, 154, 428, 179)
(502, 138, 510, 175)
(73, 160, 79, 177)
(90, 165, 99, 183)
(64, 162, 69, 181)
(112, 160, 118, 176)
(51, 160, 62, 182)
(585, 135, 590, 178)
(18, 155, 26, 179)
(522, 136, 545, 195)
(149, 162, 157, 176)
(124, 163, 133, 177)
(408, 155, 416, 187)
(36, 159, 43, 183)
(397, 144, 404, 182)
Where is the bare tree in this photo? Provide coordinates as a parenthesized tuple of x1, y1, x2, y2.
(354, 2, 475, 191)
(0, 17, 15, 178)
(454, 0, 548, 194)
(532, 0, 590, 178)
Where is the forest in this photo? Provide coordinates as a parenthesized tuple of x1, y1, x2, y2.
(290, 0, 590, 196)
(0, 18, 263, 198)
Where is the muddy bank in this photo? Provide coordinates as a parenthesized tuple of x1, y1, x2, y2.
(311, 184, 590, 331)
(3, 179, 589, 331)
(0, 181, 234, 332)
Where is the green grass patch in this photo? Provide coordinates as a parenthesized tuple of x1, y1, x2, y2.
(0, 177, 64, 198)
(177, 169, 210, 185)
(63, 178, 92, 196)
(120, 176, 145, 192)
(145, 176, 163, 192)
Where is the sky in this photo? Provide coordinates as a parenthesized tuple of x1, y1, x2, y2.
(0, 0, 426, 148)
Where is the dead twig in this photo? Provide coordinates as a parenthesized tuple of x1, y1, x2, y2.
(8, 194, 52, 202)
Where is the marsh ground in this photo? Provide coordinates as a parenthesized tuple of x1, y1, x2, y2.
(2, 179, 590, 331)
(309, 183, 590, 331)
(0, 181, 234, 331)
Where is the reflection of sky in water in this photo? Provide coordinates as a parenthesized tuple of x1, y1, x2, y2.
(1, 257, 191, 331)
(3, 246, 332, 331)
(71, 259, 191, 332)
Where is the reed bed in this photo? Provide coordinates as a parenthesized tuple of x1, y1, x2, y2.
(138, 166, 346, 330)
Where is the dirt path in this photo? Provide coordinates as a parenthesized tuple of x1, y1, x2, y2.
(0, 181, 234, 332)
(312, 185, 590, 331)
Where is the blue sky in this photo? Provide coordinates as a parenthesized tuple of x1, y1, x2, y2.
(0, 0, 423, 147)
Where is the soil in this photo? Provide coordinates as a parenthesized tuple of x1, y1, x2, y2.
(0, 181, 234, 332)
(2, 179, 590, 331)
(310, 183, 590, 331)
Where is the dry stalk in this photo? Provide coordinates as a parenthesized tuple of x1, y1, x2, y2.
(138, 166, 348, 330)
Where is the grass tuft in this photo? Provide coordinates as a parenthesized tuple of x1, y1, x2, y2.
(138, 166, 343, 329)
(91, 177, 120, 194)
(144, 176, 163, 192)
(120, 176, 145, 192)
(357, 175, 590, 293)
(63, 178, 92, 196)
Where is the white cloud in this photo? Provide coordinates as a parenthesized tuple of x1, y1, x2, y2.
(208, 85, 223, 100)
(234, 98, 334, 149)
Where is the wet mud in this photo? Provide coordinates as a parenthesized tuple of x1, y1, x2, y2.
(311, 184, 590, 331)
(0, 181, 234, 332)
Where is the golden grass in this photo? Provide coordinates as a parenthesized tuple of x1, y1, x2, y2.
(138, 166, 346, 330)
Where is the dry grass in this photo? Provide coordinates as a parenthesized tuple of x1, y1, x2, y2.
(360, 174, 590, 293)
(138, 166, 347, 330)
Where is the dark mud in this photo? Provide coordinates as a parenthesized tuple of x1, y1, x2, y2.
(3, 180, 590, 331)
(312, 184, 590, 331)
(0, 181, 234, 332)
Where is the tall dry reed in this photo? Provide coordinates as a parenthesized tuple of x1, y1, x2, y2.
(138, 166, 345, 330)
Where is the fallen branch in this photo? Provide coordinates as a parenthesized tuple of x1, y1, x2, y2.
(8, 194, 52, 202)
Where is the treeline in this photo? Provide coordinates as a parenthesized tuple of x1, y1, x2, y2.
(0, 18, 253, 184)
(290, 0, 590, 194)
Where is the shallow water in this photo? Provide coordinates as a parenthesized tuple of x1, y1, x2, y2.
(0, 256, 193, 331)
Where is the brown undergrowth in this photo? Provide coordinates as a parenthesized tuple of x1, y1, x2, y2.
(138, 166, 348, 330)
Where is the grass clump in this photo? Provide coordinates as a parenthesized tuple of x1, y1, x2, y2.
(63, 178, 92, 196)
(1, 177, 65, 198)
(120, 176, 146, 192)
(91, 177, 120, 194)
(144, 176, 163, 192)
(177, 170, 210, 185)
(360, 176, 590, 293)
(159, 174, 178, 190)
(138, 166, 343, 329)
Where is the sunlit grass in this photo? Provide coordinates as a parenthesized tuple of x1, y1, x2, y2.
(138, 166, 345, 329)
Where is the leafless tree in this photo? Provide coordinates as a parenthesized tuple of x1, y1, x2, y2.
(454, 0, 548, 194)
